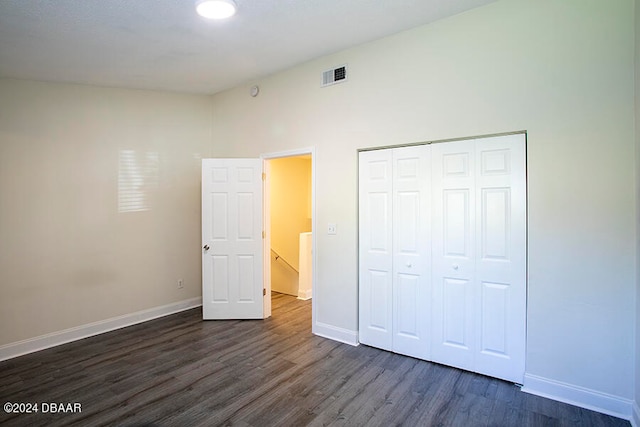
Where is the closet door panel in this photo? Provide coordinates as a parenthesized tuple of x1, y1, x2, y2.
(474, 134, 526, 383)
(358, 150, 393, 351)
(441, 277, 473, 348)
(396, 273, 420, 335)
(431, 139, 477, 372)
(392, 145, 430, 359)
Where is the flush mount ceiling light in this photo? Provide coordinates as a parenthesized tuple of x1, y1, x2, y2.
(196, 0, 237, 19)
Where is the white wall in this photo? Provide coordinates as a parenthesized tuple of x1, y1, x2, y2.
(0, 79, 212, 347)
(210, 0, 636, 416)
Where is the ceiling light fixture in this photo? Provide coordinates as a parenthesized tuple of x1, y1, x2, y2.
(196, 0, 237, 20)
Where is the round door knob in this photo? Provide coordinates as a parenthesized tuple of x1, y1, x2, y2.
(203, 245, 210, 251)
(406, 262, 412, 268)
(452, 264, 459, 270)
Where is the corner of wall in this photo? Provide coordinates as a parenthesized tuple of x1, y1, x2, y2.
(313, 321, 358, 346)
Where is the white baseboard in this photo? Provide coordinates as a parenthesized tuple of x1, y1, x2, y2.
(632, 400, 639, 427)
(522, 373, 633, 421)
(313, 321, 358, 346)
(0, 297, 202, 362)
(297, 289, 312, 300)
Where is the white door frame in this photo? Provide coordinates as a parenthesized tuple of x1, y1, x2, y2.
(261, 147, 316, 330)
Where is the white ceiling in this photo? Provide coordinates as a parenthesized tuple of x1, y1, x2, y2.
(0, 0, 496, 95)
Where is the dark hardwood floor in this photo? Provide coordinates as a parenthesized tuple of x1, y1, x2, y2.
(0, 293, 630, 427)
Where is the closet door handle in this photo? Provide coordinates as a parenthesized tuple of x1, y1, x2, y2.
(452, 264, 459, 270)
(406, 262, 412, 268)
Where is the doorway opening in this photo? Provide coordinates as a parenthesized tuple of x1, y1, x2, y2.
(262, 148, 315, 325)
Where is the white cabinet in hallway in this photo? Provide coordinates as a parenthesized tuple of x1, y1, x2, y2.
(358, 133, 526, 384)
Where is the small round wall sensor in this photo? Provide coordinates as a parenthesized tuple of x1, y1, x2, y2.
(249, 85, 260, 97)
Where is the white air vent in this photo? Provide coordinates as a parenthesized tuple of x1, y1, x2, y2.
(321, 65, 348, 87)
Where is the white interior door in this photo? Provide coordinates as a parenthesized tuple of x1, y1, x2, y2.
(358, 145, 431, 359)
(202, 158, 264, 320)
(431, 139, 478, 372)
(473, 134, 526, 382)
(431, 134, 526, 383)
(358, 149, 393, 351)
(392, 145, 431, 360)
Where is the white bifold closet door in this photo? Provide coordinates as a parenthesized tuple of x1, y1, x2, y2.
(358, 145, 431, 360)
(358, 133, 526, 384)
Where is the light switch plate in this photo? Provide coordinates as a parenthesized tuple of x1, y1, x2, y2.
(327, 223, 337, 235)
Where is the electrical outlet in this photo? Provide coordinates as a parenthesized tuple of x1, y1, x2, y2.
(327, 223, 337, 235)
(177, 279, 184, 289)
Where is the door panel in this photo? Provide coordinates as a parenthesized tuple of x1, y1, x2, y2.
(238, 255, 255, 301)
(442, 277, 471, 348)
(358, 150, 393, 350)
(396, 273, 419, 336)
(431, 135, 526, 382)
(202, 158, 264, 320)
(391, 145, 430, 360)
(369, 270, 391, 331)
(237, 193, 255, 239)
(481, 188, 510, 260)
(211, 193, 228, 240)
(443, 189, 470, 257)
(369, 193, 390, 251)
(432, 139, 476, 372)
(211, 255, 229, 302)
(474, 134, 526, 383)
(396, 192, 419, 252)
(480, 281, 509, 356)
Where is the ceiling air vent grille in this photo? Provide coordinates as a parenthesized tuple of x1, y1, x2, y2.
(321, 65, 347, 87)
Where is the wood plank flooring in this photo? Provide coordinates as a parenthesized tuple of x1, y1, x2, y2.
(0, 293, 630, 427)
